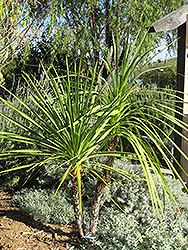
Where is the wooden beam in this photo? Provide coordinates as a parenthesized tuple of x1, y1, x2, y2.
(149, 3, 188, 32)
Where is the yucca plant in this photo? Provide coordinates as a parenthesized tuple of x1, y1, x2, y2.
(89, 30, 188, 234)
(0, 30, 188, 240)
(0, 59, 140, 238)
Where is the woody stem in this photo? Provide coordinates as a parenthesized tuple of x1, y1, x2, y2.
(71, 170, 85, 239)
(89, 136, 119, 234)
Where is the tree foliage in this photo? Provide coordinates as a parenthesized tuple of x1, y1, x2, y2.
(2, 0, 187, 91)
(42, 0, 186, 70)
(0, 0, 54, 94)
(6, 0, 186, 87)
(141, 58, 177, 89)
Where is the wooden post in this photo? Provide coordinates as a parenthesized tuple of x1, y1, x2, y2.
(175, 15, 188, 183)
(174, 22, 186, 176)
(149, 5, 188, 182)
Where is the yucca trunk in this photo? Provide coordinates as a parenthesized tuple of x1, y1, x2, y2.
(71, 170, 85, 239)
(90, 136, 119, 234)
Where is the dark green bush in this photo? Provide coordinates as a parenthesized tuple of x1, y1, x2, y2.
(140, 59, 177, 89)
(0, 87, 46, 187)
(121, 85, 175, 167)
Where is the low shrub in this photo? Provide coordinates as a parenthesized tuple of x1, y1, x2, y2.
(12, 157, 188, 249)
(0, 86, 49, 187)
(86, 217, 188, 250)
(12, 187, 75, 224)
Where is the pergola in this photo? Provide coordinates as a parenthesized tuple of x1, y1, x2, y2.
(149, 3, 188, 182)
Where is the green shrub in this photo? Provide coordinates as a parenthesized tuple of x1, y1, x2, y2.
(130, 85, 175, 141)
(140, 59, 177, 89)
(121, 85, 175, 167)
(0, 88, 46, 187)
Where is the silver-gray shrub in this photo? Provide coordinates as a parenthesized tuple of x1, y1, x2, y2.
(12, 157, 188, 249)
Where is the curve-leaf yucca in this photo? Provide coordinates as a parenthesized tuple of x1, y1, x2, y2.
(0, 59, 137, 238)
(89, 29, 188, 234)
(0, 31, 188, 239)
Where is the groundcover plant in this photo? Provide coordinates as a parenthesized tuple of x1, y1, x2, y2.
(12, 160, 188, 249)
(0, 30, 188, 239)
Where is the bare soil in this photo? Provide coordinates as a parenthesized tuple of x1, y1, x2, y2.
(0, 187, 84, 250)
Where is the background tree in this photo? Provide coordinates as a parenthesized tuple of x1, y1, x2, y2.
(3, 0, 186, 90)
(0, 0, 51, 93)
(140, 58, 177, 89)
(37, 0, 187, 77)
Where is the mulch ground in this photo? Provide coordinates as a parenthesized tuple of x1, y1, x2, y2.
(0, 187, 84, 250)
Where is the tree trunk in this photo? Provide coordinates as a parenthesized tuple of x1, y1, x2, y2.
(89, 136, 119, 234)
(71, 170, 85, 239)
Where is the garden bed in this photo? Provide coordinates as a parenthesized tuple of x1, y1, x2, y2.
(2, 159, 188, 250)
(0, 187, 83, 250)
